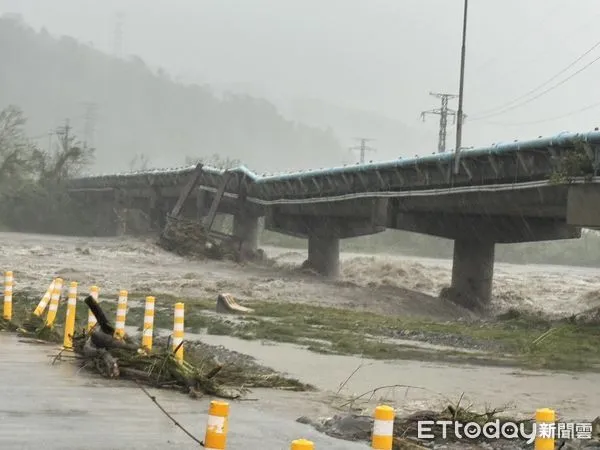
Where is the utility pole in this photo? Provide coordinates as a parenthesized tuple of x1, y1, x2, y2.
(47, 131, 53, 153)
(81, 101, 98, 148)
(454, 0, 469, 175)
(349, 138, 376, 163)
(56, 119, 71, 151)
(421, 92, 458, 153)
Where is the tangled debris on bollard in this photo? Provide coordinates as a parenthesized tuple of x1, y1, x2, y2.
(66, 294, 311, 399)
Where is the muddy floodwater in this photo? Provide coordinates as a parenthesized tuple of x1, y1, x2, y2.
(2, 231, 600, 319)
(1, 231, 600, 442)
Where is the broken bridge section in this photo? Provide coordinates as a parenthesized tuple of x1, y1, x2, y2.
(66, 130, 600, 311)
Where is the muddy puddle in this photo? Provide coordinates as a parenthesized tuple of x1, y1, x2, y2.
(123, 324, 600, 422)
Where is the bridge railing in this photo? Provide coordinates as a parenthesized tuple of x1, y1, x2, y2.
(67, 131, 600, 203)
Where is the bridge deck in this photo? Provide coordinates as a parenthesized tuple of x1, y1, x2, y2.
(68, 131, 600, 204)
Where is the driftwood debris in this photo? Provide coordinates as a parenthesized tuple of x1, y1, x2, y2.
(158, 215, 242, 261)
(72, 296, 242, 399)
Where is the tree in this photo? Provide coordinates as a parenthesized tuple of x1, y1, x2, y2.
(0, 106, 96, 233)
(36, 120, 95, 183)
(0, 105, 37, 184)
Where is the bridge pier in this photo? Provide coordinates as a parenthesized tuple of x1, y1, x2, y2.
(233, 213, 260, 257)
(307, 235, 340, 277)
(446, 239, 495, 311)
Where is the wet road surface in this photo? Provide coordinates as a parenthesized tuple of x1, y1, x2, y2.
(0, 334, 366, 450)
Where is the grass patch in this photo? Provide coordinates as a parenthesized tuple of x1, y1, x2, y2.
(207, 300, 600, 371)
(207, 320, 237, 335)
(5, 291, 600, 372)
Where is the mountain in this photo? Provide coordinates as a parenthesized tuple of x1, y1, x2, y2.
(0, 15, 345, 174)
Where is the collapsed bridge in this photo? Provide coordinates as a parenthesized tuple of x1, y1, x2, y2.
(67, 130, 600, 310)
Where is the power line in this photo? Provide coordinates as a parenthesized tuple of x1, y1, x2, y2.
(421, 92, 459, 153)
(477, 98, 600, 127)
(470, 52, 600, 121)
(468, 3, 570, 77)
(470, 37, 600, 119)
(468, 8, 600, 94)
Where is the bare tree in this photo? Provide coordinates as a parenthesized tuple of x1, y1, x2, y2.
(128, 153, 151, 171)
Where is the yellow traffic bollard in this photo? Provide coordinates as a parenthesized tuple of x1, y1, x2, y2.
(172, 302, 184, 362)
(114, 290, 128, 338)
(204, 400, 229, 450)
(291, 439, 314, 450)
(45, 278, 63, 327)
(87, 285, 100, 332)
(371, 405, 395, 450)
(3, 271, 13, 321)
(34, 279, 55, 317)
(63, 282, 78, 350)
(535, 408, 555, 450)
(142, 296, 155, 350)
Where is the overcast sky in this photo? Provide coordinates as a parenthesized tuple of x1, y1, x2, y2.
(2, 0, 600, 155)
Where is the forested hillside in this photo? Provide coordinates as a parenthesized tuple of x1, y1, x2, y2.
(0, 15, 344, 174)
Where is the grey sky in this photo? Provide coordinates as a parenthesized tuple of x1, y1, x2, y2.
(2, 0, 600, 161)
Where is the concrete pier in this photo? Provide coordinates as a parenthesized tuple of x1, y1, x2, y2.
(307, 235, 340, 277)
(448, 239, 495, 310)
(233, 213, 260, 256)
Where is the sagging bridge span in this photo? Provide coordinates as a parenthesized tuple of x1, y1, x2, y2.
(67, 131, 600, 310)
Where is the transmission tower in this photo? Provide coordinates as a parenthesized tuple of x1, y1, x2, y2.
(112, 12, 125, 57)
(421, 92, 462, 153)
(349, 138, 376, 163)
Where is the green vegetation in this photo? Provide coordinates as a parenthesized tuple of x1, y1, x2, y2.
(549, 137, 597, 184)
(0, 104, 97, 233)
(4, 290, 600, 372)
(12, 289, 593, 372)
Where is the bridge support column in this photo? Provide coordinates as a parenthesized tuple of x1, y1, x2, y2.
(149, 189, 169, 232)
(446, 239, 495, 311)
(233, 213, 260, 256)
(307, 235, 340, 277)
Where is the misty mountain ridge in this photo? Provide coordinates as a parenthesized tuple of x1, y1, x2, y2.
(195, 78, 438, 163)
(280, 97, 437, 162)
(0, 15, 347, 174)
